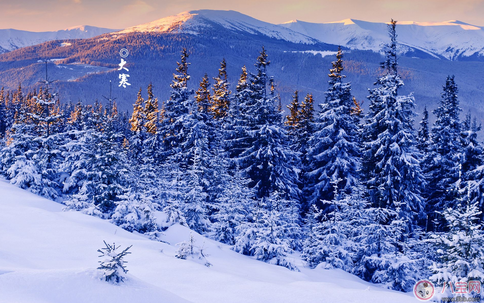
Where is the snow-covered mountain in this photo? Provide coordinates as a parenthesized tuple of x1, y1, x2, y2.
(0, 25, 117, 53)
(113, 9, 484, 61)
(3, 11, 484, 61)
(115, 10, 318, 45)
(3, 9, 484, 121)
(281, 19, 484, 60)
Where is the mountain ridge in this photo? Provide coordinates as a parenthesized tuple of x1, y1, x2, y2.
(280, 17, 484, 60)
(0, 25, 118, 54)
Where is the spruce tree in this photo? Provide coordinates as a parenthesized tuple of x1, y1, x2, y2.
(144, 83, 158, 135)
(460, 115, 484, 222)
(285, 90, 300, 132)
(430, 185, 484, 291)
(306, 46, 361, 209)
(211, 58, 231, 120)
(357, 19, 426, 291)
(417, 106, 430, 154)
(232, 48, 302, 269)
(65, 103, 128, 218)
(1, 85, 63, 200)
(97, 241, 132, 283)
(361, 20, 424, 223)
(425, 76, 462, 231)
(236, 47, 300, 200)
(159, 48, 192, 159)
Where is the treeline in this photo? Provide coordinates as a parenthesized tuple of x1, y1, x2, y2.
(1, 20, 483, 294)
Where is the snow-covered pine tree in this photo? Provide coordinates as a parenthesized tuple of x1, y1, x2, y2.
(417, 106, 430, 154)
(139, 83, 164, 207)
(352, 205, 424, 292)
(29, 87, 64, 200)
(236, 47, 300, 200)
(65, 103, 128, 218)
(1, 85, 64, 199)
(61, 102, 93, 198)
(430, 184, 484, 292)
(196, 74, 211, 115)
(111, 179, 158, 236)
(360, 20, 424, 225)
(179, 73, 234, 235)
(356, 20, 426, 292)
(301, 180, 355, 270)
(0, 89, 7, 138)
(159, 48, 192, 160)
(29, 86, 62, 137)
(296, 93, 315, 213)
(459, 114, 484, 222)
(211, 58, 231, 120)
(226, 65, 251, 161)
(175, 234, 212, 267)
(0, 103, 41, 191)
(306, 46, 361, 210)
(129, 88, 145, 162)
(97, 241, 132, 283)
(425, 76, 462, 231)
(232, 48, 302, 269)
(298, 93, 315, 157)
(212, 164, 256, 245)
(144, 82, 158, 135)
(235, 191, 300, 271)
(285, 90, 300, 133)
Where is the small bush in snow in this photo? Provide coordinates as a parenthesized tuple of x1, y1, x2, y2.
(97, 241, 132, 283)
(175, 234, 211, 267)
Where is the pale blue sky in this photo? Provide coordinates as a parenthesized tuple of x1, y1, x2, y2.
(2, 0, 484, 31)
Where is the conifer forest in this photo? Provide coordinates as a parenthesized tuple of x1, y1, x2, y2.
(2, 20, 484, 295)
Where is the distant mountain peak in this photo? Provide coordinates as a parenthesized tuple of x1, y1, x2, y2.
(118, 11, 195, 34)
(116, 9, 318, 44)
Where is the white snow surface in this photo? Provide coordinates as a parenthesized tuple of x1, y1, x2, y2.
(0, 25, 116, 53)
(117, 10, 318, 45)
(0, 179, 417, 303)
(116, 9, 484, 60)
(281, 19, 484, 60)
(287, 50, 339, 58)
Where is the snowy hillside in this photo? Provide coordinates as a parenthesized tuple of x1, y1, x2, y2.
(115, 9, 484, 60)
(281, 19, 484, 60)
(0, 25, 116, 53)
(117, 10, 318, 45)
(0, 179, 417, 303)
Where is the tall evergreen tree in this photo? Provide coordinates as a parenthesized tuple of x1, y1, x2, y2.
(236, 47, 300, 200)
(129, 88, 145, 161)
(211, 58, 231, 120)
(65, 103, 128, 218)
(159, 48, 192, 159)
(431, 185, 484, 290)
(285, 90, 300, 132)
(417, 106, 430, 154)
(144, 83, 159, 135)
(357, 20, 426, 290)
(459, 115, 484, 222)
(306, 46, 361, 209)
(231, 48, 302, 269)
(425, 76, 462, 231)
(361, 20, 424, 223)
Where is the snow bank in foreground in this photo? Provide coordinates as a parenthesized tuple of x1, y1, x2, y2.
(0, 179, 416, 303)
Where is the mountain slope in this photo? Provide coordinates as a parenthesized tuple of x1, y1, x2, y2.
(1, 9, 484, 127)
(281, 19, 484, 60)
(0, 178, 418, 303)
(0, 25, 117, 53)
(116, 10, 318, 45)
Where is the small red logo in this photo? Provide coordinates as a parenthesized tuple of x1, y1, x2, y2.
(414, 280, 435, 301)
